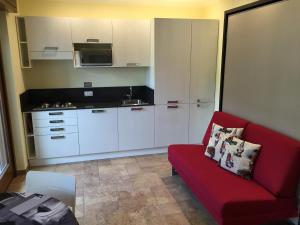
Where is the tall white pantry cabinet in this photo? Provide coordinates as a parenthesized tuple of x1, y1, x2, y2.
(153, 19, 219, 146)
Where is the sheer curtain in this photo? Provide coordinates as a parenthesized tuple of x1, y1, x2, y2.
(0, 113, 8, 177)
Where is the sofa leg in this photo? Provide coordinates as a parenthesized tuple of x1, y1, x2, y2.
(172, 167, 178, 176)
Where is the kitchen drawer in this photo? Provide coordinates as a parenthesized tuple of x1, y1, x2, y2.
(33, 118, 78, 128)
(32, 110, 77, 120)
(34, 133, 79, 159)
(34, 125, 78, 135)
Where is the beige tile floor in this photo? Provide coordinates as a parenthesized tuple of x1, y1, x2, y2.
(7, 154, 294, 225)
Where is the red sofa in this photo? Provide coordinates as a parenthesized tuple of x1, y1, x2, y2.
(168, 112, 300, 225)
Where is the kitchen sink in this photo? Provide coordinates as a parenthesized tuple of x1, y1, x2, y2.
(121, 99, 149, 106)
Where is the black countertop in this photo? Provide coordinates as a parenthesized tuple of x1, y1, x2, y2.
(20, 86, 154, 112)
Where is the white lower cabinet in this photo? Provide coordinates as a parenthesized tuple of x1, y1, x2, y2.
(77, 108, 118, 155)
(189, 103, 215, 144)
(118, 106, 154, 151)
(35, 133, 79, 159)
(155, 104, 189, 147)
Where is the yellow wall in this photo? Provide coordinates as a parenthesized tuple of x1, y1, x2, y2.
(0, 12, 28, 171)
(18, 0, 205, 19)
(202, 0, 258, 109)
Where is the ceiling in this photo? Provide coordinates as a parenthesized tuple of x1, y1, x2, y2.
(45, 0, 219, 7)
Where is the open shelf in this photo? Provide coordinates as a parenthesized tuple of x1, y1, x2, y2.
(16, 17, 31, 68)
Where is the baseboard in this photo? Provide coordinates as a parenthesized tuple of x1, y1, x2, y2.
(29, 147, 168, 167)
(16, 166, 29, 175)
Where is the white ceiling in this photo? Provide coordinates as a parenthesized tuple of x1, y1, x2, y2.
(46, 0, 219, 7)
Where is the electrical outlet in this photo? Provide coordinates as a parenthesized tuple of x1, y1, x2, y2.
(84, 82, 92, 88)
(84, 91, 93, 97)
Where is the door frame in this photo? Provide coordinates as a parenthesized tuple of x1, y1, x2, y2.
(0, 43, 16, 191)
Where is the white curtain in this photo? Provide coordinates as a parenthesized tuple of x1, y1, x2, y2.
(0, 113, 8, 177)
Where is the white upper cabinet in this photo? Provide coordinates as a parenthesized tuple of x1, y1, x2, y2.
(154, 19, 191, 104)
(118, 106, 154, 151)
(25, 17, 73, 59)
(70, 19, 112, 43)
(112, 19, 150, 67)
(190, 20, 219, 104)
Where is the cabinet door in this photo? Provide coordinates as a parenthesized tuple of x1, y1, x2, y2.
(154, 19, 191, 104)
(78, 108, 118, 155)
(189, 103, 215, 144)
(155, 104, 189, 147)
(118, 106, 154, 151)
(112, 19, 150, 67)
(35, 133, 79, 159)
(190, 20, 219, 104)
(25, 17, 72, 52)
(70, 19, 112, 43)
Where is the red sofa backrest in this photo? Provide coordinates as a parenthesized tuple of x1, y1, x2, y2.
(202, 111, 249, 146)
(243, 123, 300, 198)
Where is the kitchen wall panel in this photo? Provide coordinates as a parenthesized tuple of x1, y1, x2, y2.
(22, 61, 148, 89)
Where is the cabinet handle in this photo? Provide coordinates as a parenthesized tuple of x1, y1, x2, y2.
(50, 128, 65, 132)
(49, 112, 63, 116)
(49, 120, 64, 124)
(44, 46, 58, 51)
(168, 100, 178, 104)
(197, 99, 209, 104)
(51, 135, 65, 140)
(167, 105, 178, 109)
(92, 109, 105, 113)
(131, 107, 143, 111)
(126, 63, 140, 67)
(87, 38, 99, 43)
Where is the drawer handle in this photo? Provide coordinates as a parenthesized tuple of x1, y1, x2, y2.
(44, 46, 58, 51)
(92, 110, 105, 113)
(49, 112, 63, 116)
(131, 107, 143, 111)
(51, 135, 65, 140)
(87, 38, 99, 43)
(49, 120, 64, 124)
(50, 128, 65, 132)
(167, 105, 178, 109)
(168, 101, 178, 104)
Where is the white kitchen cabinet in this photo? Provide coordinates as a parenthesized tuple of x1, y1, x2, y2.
(118, 106, 154, 151)
(112, 19, 150, 67)
(189, 103, 215, 144)
(154, 19, 191, 104)
(77, 108, 118, 155)
(25, 16, 73, 59)
(155, 104, 189, 147)
(190, 20, 219, 104)
(35, 133, 79, 159)
(70, 19, 112, 43)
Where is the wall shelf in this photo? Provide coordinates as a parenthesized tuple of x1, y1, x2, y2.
(16, 17, 31, 69)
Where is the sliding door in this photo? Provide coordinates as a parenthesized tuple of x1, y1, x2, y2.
(0, 44, 15, 192)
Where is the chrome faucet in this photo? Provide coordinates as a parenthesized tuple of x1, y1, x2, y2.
(126, 86, 133, 100)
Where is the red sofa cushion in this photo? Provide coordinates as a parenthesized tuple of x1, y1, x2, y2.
(202, 112, 249, 146)
(243, 123, 300, 198)
(168, 144, 298, 223)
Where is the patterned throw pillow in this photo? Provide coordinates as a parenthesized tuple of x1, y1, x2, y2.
(219, 137, 261, 179)
(204, 123, 244, 162)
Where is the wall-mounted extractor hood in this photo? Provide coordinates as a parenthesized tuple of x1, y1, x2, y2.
(73, 43, 113, 68)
